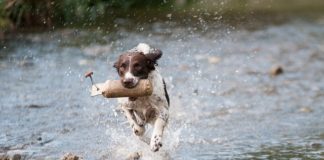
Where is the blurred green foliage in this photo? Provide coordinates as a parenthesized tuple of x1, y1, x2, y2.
(0, 0, 181, 29)
(0, 0, 11, 30)
(1, 0, 324, 31)
(0, 0, 52, 30)
(54, 0, 180, 25)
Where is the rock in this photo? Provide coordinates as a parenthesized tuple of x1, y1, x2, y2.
(61, 128, 71, 134)
(26, 104, 47, 109)
(62, 153, 80, 160)
(0, 154, 10, 160)
(311, 143, 321, 149)
(208, 56, 221, 64)
(37, 137, 42, 141)
(269, 65, 283, 76)
(11, 154, 21, 160)
(299, 107, 313, 113)
(5, 151, 26, 160)
(126, 152, 141, 160)
(193, 89, 199, 95)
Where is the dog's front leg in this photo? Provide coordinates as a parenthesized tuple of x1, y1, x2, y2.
(133, 111, 145, 126)
(150, 116, 167, 152)
(121, 107, 145, 136)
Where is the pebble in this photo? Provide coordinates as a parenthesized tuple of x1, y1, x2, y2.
(269, 65, 284, 76)
(193, 89, 199, 95)
(208, 56, 221, 64)
(299, 107, 313, 113)
(311, 143, 322, 149)
(0, 154, 9, 160)
(62, 153, 80, 160)
(126, 152, 141, 160)
(26, 104, 47, 109)
(4, 151, 26, 160)
(11, 154, 21, 160)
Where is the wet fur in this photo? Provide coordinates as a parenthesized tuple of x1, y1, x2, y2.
(115, 43, 169, 152)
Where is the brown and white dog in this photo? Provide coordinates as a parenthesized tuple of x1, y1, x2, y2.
(113, 43, 169, 152)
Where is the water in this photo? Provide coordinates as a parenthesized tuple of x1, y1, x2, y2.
(1, 15, 324, 159)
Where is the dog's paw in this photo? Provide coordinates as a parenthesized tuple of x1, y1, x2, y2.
(126, 152, 141, 160)
(132, 123, 145, 136)
(137, 121, 144, 127)
(150, 135, 162, 152)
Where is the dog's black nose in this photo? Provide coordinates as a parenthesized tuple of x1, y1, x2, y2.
(123, 78, 134, 87)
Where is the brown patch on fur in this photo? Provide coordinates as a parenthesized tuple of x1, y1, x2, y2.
(144, 107, 157, 122)
(113, 51, 162, 88)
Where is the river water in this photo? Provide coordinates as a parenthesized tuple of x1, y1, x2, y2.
(0, 14, 324, 159)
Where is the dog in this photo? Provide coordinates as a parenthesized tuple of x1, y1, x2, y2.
(113, 43, 170, 152)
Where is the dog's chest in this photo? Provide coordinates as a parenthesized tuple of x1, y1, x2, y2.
(132, 94, 166, 123)
(131, 94, 164, 110)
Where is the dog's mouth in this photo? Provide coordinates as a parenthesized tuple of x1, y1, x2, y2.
(122, 80, 139, 89)
(129, 97, 137, 101)
(122, 76, 142, 89)
(123, 83, 137, 89)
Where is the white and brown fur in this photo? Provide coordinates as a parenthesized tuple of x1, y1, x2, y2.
(113, 43, 169, 152)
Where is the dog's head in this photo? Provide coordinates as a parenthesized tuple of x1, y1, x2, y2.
(113, 51, 162, 88)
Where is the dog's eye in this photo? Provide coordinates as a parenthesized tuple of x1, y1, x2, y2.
(121, 63, 127, 68)
(133, 63, 141, 70)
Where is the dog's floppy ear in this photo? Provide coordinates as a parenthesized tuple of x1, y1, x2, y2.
(145, 49, 162, 70)
(145, 49, 162, 64)
(113, 57, 120, 71)
(113, 61, 118, 68)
